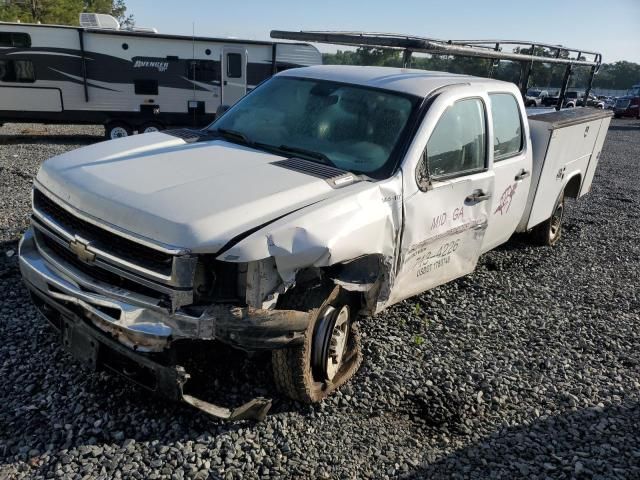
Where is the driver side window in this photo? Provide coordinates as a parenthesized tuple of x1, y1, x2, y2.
(425, 98, 487, 180)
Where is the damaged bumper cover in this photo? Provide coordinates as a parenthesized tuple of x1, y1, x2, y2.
(27, 286, 272, 421)
(18, 228, 310, 420)
(19, 228, 310, 352)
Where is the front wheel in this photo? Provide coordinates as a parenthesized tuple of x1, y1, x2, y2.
(531, 192, 565, 246)
(271, 289, 362, 403)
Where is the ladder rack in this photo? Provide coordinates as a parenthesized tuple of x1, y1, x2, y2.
(270, 30, 603, 110)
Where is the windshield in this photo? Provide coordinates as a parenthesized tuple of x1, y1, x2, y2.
(528, 90, 541, 97)
(208, 76, 419, 178)
(628, 86, 640, 96)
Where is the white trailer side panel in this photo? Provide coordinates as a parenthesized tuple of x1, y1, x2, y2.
(275, 43, 322, 66)
(0, 87, 62, 111)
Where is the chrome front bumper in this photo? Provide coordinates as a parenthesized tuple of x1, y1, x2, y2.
(19, 228, 207, 352)
(20, 227, 311, 353)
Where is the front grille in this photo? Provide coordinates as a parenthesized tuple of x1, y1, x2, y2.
(33, 189, 173, 275)
(37, 232, 170, 304)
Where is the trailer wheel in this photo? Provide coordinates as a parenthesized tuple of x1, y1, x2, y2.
(271, 288, 362, 403)
(139, 122, 164, 134)
(105, 122, 133, 140)
(531, 192, 565, 246)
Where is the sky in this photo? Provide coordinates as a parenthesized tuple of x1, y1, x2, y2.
(124, 0, 640, 64)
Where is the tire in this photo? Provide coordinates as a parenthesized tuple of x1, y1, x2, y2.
(271, 287, 363, 403)
(139, 122, 164, 134)
(105, 121, 133, 140)
(531, 192, 565, 246)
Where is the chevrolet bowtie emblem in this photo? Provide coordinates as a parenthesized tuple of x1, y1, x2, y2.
(69, 238, 96, 263)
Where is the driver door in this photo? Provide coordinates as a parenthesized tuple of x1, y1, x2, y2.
(389, 89, 494, 305)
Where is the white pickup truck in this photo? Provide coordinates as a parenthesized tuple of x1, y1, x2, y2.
(19, 65, 612, 421)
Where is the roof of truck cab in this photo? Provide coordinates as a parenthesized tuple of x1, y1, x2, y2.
(277, 65, 512, 98)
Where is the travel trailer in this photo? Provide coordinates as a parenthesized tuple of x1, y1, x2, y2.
(0, 14, 322, 138)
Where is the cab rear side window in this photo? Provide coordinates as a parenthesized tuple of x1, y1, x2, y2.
(426, 98, 487, 179)
(0, 32, 31, 48)
(490, 93, 524, 160)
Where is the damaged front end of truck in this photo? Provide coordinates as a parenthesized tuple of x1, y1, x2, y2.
(19, 170, 402, 420)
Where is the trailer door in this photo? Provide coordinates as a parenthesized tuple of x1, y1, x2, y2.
(221, 47, 247, 106)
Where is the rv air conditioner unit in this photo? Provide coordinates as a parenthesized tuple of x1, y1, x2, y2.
(129, 27, 159, 34)
(79, 13, 120, 30)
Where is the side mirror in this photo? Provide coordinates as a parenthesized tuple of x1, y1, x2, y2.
(216, 104, 231, 118)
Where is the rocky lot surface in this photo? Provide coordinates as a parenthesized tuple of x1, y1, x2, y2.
(0, 120, 639, 479)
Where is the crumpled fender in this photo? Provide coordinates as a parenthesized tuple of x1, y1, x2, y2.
(217, 176, 403, 288)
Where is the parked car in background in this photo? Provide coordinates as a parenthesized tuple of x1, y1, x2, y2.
(563, 92, 604, 109)
(524, 88, 549, 107)
(598, 95, 616, 110)
(581, 93, 605, 109)
(614, 84, 640, 118)
(542, 91, 560, 107)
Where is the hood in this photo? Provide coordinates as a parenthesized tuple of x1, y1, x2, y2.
(37, 132, 354, 253)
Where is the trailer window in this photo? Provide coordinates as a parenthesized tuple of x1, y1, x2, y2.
(0, 32, 31, 48)
(426, 98, 486, 179)
(186, 60, 218, 83)
(490, 93, 523, 160)
(134, 79, 158, 95)
(0, 59, 35, 82)
(227, 53, 242, 78)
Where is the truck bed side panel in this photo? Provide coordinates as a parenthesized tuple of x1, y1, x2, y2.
(521, 109, 612, 230)
(579, 115, 612, 196)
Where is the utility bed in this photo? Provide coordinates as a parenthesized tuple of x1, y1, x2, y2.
(523, 108, 612, 230)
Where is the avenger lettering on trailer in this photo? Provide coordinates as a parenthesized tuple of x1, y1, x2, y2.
(18, 61, 612, 421)
(132, 57, 170, 72)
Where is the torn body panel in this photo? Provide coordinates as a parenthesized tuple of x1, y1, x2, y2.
(219, 175, 404, 311)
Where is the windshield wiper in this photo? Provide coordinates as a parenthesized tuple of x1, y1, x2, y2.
(215, 128, 253, 146)
(277, 144, 336, 167)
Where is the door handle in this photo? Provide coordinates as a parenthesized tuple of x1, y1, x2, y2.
(515, 169, 530, 181)
(465, 190, 491, 203)
(223, 80, 228, 85)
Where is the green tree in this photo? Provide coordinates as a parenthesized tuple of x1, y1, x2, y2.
(0, 0, 133, 27)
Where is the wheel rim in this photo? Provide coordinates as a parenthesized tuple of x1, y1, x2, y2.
(143, 126, 160, 133)
(550, 202, 564, 240)
(313, 305, 350, 381)
(110, 126, 129, 139)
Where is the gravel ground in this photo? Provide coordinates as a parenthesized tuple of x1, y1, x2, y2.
(1, 119, 639, 479)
